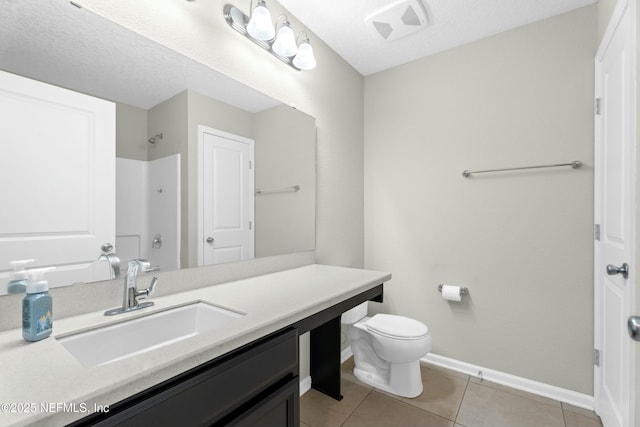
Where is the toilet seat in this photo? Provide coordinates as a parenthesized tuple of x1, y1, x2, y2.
(366, 314, 429, 340)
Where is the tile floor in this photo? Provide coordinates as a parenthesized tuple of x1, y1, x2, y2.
(300, 358, 603, 427)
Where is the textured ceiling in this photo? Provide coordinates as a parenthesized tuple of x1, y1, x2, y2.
(278, 0, 598, 75)
(0, 0, 280, 111)
(0, 1, 599, 106)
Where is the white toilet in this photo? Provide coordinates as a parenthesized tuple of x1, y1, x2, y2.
(341, 302, 431, 398)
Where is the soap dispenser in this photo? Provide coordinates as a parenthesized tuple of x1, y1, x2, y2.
(7, 259, 35, 294)
(23, 267, 55, 342)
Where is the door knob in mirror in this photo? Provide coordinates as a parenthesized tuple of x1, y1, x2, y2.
(606, 263, 629, 279)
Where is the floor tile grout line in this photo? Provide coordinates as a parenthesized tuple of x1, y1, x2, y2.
(339, 387, 374, 427)
(379, 383, 468, 424)
(453, 375, 471, 425)
(561, 402, 601, 421)
(369, 388, 456, 425)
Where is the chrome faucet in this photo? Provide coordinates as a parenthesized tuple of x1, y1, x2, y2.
(104, 259, 159, 316)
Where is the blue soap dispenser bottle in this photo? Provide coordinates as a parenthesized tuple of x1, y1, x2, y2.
(7, 259, 35, 294)
(23, 267, 55, 342)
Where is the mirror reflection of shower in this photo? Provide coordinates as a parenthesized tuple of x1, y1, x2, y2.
(148, 133, 163, 144)
(116, 154, 181, 273)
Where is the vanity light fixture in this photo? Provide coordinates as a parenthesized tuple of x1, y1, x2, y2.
(292, 34, 316, 70)
(223, 2, 317, 71)
(272, 16, 297, 57)
(246, 0, 275, 41)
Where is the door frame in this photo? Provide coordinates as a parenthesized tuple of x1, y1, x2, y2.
(594, 0, 637, 425)
(197, 125, 255, 266)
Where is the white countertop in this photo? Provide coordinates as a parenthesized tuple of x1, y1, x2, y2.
(0, 264, 390, 427)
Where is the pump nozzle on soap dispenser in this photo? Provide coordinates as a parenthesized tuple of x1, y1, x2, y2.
(26, 267, 55, 294)
(7, 259, 35, 294)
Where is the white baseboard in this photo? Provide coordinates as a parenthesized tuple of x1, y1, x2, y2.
(299, 376, 312, 396)
(423, 353, 595, 411)
(339, 345, 594, 410)
(305, 348, 594, 412)
(341, 346, 354, 364)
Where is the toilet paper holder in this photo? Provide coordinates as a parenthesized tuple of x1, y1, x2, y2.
(437, 284, 469, 296)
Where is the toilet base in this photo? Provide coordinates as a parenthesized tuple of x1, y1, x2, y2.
(353, 360, 424, 398)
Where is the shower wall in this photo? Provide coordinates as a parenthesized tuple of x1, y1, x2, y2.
(116, 155, 181, 271)
(148, 154, 181, 270)
(116, 158, 148, 263)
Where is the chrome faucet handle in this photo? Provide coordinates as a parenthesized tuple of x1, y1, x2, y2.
(130, 259, 159, 274)
(144, 265, 160, 273)
(134, 259, 150, 271)
(137, 277, 158, 300)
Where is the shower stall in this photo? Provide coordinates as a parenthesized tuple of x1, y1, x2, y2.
(115, 154, 181, 271)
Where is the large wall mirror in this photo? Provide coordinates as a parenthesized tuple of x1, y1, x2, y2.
(0, 1, 316, 295)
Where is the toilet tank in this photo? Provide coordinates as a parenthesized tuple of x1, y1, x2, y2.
(341, 302, 368, 324)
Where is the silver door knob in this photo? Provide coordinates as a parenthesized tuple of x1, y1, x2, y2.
(629, 316, 640, 341)
(606, 263, 629, 279)
(206, 237, 214, 244)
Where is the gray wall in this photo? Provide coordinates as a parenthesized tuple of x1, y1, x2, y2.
(254, 105, 316, 257)
(116, 102, 148, 161)
(597, 0, 619, 41)
(363, 6, 597, 394)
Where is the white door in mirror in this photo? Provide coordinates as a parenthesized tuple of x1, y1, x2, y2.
(0, 71, 116, 290)
(199, 126, 254, 265)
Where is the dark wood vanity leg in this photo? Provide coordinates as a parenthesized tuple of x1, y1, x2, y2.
(310, 315, 343, 401)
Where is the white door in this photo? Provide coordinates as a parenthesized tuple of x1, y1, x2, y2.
(0, 71, 116, 289)
(594, 2, 635, 427)
(198, 126, 254, 265)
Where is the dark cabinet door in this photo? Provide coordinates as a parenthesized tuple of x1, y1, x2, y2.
(226, 377, 299, 427)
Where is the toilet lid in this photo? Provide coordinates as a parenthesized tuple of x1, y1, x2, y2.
(366, 314, 429, 339)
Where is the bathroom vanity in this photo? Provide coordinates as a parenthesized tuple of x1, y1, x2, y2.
(71, 328, 301, 426)
(0, 264, 388, 426)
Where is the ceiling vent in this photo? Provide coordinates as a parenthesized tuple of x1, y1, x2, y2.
(365, 0, 430, 42)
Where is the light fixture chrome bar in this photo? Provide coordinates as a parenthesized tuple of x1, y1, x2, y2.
(462, 161, 582, 178)
(224, 4, 301, 70)
(255, 185, 301, 194)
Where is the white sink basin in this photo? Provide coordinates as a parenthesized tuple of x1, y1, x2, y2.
(58, 302, 245, 367)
